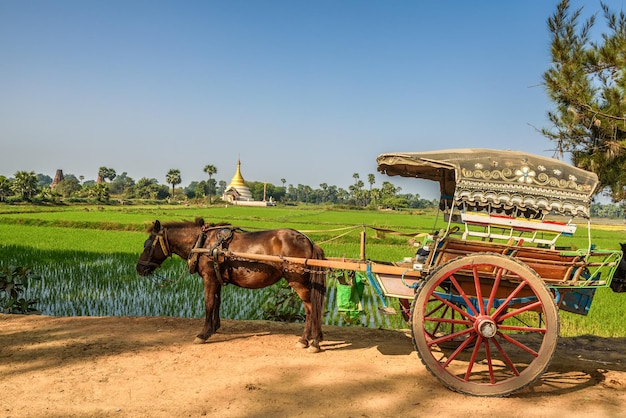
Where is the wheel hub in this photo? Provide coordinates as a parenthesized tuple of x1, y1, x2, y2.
(475, 317, 497, 338)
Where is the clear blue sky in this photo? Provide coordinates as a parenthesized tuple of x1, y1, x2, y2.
(0, 0, 610, 199)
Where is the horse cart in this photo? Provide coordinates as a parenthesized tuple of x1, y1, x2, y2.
(137, 148, 626, 398)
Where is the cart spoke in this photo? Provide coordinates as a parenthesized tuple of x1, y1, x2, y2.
(425, 299, 448, 318)
(425, 301, 449, 336)
(492, 336, 521, 376)
(497, 300, 544, 322)
(498, 325, 546, 333)
(463, 335, 484, 381)
(472, 266, 485, 315)
(448, 274, 480, 316)
(497, 332, 540, 357)
(427, 327, 474, 348)
(492, 280, 528, 319)
(441, 334, 478, 366)
(486, 266, 504, 312)
(431, 291, 475, 320)
(424, 316, 472, 327)
(484, 340, 496, 384)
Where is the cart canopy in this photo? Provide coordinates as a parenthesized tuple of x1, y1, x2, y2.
(376, 148, 599, 218)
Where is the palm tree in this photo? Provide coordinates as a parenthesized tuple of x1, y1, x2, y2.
(367, 174, 375, 191)
(165, 169, 182, 199)
(97, 167, 116, 183)
(367, 173, 376, 206)
(203, 164, 217, 204)
(88, 183, 110, 202)
(11, 171, 38, 201)
(0, 176, 12, 202)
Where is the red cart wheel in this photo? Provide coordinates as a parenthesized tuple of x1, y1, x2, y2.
(411, 253, 559, 397)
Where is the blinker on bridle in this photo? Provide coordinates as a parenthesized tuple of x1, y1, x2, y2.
(138, 226, 171, 268)
(152, 226, 171, 258)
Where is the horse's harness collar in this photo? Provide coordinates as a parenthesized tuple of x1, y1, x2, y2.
(188, 225, 239, 285)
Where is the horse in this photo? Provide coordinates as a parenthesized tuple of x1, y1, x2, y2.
(136, 218, 327, 352)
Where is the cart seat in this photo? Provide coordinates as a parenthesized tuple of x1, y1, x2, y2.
(460, 212, 576, 248)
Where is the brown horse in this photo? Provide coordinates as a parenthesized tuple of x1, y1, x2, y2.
(136, 218, 327, 352)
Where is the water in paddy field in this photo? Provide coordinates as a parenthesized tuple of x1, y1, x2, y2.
(12, 254, 408, 330)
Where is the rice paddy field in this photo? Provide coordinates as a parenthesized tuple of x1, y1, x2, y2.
(1, 203, 625, 337)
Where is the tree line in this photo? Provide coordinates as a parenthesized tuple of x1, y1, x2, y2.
(2, 166, 625, 217)
(0, 166, 438, 210)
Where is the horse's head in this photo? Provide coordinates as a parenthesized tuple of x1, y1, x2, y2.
(136, 220, 172, 276)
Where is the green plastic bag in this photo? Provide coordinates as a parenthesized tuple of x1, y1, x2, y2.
(336, 271, 365, 313)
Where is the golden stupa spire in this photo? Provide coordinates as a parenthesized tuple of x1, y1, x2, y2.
(229, 159, 246, 187)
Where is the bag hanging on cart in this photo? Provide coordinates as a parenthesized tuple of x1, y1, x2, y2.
(334, 270, 365, 315)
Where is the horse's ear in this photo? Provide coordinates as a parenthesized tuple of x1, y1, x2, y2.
(154, 220, 161, 230)
(195, 218, 205, 227)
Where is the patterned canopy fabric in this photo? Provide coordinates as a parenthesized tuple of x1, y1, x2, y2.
(376, 149, 599, 218)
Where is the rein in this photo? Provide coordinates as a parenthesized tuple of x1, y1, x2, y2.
(150, 269, 189, 287)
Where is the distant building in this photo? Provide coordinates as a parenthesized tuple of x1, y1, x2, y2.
(223, 159, 252, 202)
(51, 169, 64, 190)
(222, 159, 275, 206)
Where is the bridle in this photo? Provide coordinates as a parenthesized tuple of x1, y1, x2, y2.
(137, 226, 172, 269)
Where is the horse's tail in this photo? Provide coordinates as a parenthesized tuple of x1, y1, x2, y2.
(309, 244, 327, 341)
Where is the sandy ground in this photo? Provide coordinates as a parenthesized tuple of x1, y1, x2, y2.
(1, 314, 626, 418)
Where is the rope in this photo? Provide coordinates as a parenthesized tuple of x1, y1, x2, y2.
(316, 226, 363, 244)
(298, 225, 363, 234)
(149, 268, 190, 287)
(303, 224, 428, 244)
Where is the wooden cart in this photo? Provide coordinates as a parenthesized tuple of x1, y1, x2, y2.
(375, 148, 623, 396)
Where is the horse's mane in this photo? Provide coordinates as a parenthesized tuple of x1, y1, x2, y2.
(147, 218, 232, 232)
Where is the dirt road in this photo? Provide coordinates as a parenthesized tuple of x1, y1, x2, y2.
(1, 314, 625, 417)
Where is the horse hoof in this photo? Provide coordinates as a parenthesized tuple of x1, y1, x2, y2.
(295, 341, 308, 349)
(307, 345, 321, 354)
(193, 337, 207, 344)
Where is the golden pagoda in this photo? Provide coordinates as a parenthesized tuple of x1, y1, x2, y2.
(223, 159, 252, 202)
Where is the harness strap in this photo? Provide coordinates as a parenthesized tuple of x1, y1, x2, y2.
(153, 227, 171, 257)
(210, 228, 236, 285)
(189, 227, 237, 284)
(187, 231, 206, 274)
(212, 247, 225, 285)
(138, 227, 171, 270)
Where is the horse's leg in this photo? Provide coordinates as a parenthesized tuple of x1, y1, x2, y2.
(285, 274, 319, 352)
(194, 273, 222, 344)
(213, 285, 222, 332)
(299, 266, 326, 353)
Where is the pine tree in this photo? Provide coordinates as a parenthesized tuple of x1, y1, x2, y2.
(543, 0, 626, 200)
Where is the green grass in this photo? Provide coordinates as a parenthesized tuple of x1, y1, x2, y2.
(1, 204, 625, 336)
